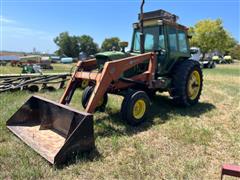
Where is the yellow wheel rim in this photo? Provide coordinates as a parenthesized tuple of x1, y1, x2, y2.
(187, 70, 201, 100)
(133, 99, 146, 119)
(81, 80, 89, 88)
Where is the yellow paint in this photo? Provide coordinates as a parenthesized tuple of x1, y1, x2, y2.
(81, 80, 89, 88)
(133, 99, 146, 119)
(187, 70, 201, 100)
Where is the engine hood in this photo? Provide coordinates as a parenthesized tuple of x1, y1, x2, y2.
(95, 51, 131, 61)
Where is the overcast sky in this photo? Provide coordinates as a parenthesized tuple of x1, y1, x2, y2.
(1, 0, 239, 53)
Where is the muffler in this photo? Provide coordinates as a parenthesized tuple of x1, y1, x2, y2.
(6, 95, 94, 165)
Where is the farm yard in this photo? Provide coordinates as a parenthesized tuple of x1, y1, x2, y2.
(0, 63, 74, 74)
(0, 62, 239, 179)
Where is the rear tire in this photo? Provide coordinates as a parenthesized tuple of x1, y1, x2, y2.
(170, 60, 203, 106)
(82, 86, 108, 111)
(121, 90, 150, 126)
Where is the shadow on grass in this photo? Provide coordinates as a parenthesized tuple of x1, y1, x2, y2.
(94, 95, 216, 138)
(55, 148, 102, 169)
(56, 95, 215, 168)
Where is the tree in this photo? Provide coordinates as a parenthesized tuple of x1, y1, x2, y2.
(54, 33, 99, 58)
(230, 44, 240, 60)
(78, 35, 99, 56)
(54, 32, 80, 57)
(101, 37, 121, 51)
(189, 19, 237, 57)
(225, 36, 237, 53)
(71, 35, 81, 57)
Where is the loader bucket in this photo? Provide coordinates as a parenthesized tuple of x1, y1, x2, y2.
(6, 95, 94, 165)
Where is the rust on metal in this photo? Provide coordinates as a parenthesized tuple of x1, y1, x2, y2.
(8, 125, 65, 163)
(7, 52, 157, 165)
(60, 52, 156, 111)
(60, 52, 156, 113)
(75, 72, 101, 81)
(7, 96, 94, 165)
(84, 52, 156, 113)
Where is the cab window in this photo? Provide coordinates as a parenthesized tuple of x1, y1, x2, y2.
(133, 26, 159, 52)
(168, 27, 177, 52)
(159, 28, 165, 49)
(133, 32, 141, 51)
(145, 34, 154, 50)
(178, 30, 188, 53)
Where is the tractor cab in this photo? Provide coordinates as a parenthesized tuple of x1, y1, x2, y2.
(131, 9, 191, 75)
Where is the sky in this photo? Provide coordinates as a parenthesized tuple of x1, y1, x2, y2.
(0, 0, 239, 53)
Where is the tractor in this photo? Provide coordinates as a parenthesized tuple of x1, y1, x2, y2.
(224, 55, 233, 63)
(6, 0, 203, 165)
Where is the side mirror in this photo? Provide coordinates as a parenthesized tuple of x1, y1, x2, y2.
(119, 41, 128, 52)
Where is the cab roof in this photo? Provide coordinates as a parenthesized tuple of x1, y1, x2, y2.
(138, 9, 179, 23)
(134, 9, 188, 31)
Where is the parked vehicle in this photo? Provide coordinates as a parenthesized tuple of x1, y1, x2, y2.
(190, 47, 215, 68)
(224, 55, 233, 63)
(0, 55, 20, 66)
(51, 56, 61, 63)
(61, 57, 73, 64)
(22, 64, 42, 74)
(212, 55, 221, 64)
(190, 47, 202, 61)
(0, 61, 7, 66)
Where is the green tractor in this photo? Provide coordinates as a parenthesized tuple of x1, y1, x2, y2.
(21, 64, 42, 74)
(6, 0, 204, 165)
(92, 8, 203, 109)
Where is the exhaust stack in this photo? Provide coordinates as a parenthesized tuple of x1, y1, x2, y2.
(140, 0, 145, 54)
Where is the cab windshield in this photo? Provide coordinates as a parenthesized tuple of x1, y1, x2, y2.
(132, 26, 165, 52)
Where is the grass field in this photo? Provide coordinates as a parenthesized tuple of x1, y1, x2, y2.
(0, 63, 74, 74)
(0, 63, 239, 179)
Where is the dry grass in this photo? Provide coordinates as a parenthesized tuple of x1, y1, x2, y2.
(0, 63, 239, 179)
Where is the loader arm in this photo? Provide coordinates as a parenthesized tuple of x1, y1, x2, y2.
(61, 52, 157, 113)
(60, 58, 97, 104)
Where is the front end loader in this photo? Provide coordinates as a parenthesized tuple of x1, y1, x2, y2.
(7, 96, 94, 164)
(6, 0, 203, 165)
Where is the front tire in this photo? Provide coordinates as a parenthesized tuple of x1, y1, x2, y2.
(170, 60, 203, 106)
(121, 90, 150, 126)
(81, 79, 89, 89)
(82, 86, 108, 111)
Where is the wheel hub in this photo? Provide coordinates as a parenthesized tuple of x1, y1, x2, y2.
(81, 80, 89, 88)
(187, 70, 201, 100)
(133, 99, 146, 119)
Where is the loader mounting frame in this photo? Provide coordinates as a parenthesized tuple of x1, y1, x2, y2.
(60, 52, 157, 113)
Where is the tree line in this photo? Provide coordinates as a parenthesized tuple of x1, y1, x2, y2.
(54, 32, 121, 58)
(54, 19, 239, 59)
(189, 19, 239, 59)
